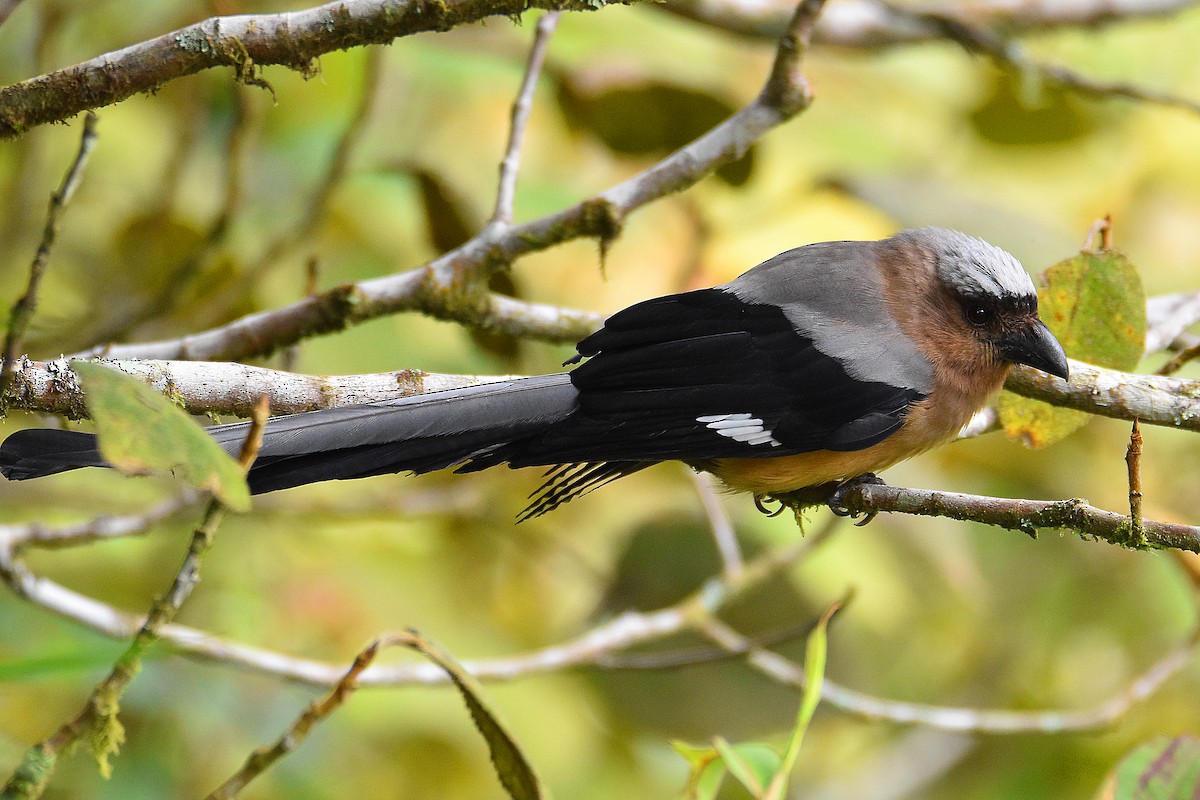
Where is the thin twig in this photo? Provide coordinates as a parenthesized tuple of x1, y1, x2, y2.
(0, 112, 97, 411)
(1156, 341, 1200, 375)
(0, 492, 200, 553)
(889, 1, 1200, 117)
(281, 257, 322, 373)
(489, 11, 559, 228)
(1083, 214, 1114, 251)
(699, 617, 1200, 733)
(1126, 418, 1145, 544)
(1146, 291, 1200, 355)
(662, 0, 1200, 46)
(204, 636, 380, 800)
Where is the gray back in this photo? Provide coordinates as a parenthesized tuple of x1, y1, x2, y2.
(724, 239, 934, 393)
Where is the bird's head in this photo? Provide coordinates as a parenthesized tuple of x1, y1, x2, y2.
(910, 228, 1070, 382)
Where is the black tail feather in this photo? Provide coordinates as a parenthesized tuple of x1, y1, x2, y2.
(1, 373, 667, 517)
(0, 428, 106, 480)
(0, 374, 582, 494)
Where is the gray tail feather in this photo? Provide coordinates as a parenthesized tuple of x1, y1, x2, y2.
(0, 374, 582, 503)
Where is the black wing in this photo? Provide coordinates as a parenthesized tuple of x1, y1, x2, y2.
(491, 287, 925, 518)
(507, 287, 925, 467)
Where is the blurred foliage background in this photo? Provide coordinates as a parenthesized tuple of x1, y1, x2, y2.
(2, 0, 1200, 798)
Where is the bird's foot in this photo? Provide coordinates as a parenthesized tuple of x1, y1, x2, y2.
(753, 495, 786, 517)
(828, 473, 887, 526)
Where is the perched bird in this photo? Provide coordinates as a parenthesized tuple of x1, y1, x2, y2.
(0, 228, 1069, 519)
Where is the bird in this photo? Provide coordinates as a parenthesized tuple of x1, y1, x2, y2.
(0, 227, 1069, 520)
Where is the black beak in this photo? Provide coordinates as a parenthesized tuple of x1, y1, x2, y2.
(997, 320, 1070, 381)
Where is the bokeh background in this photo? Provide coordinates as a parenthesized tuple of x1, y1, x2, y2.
(2, 1, 1200, 797)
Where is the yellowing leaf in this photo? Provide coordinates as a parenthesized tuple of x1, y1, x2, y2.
(73, 361, 250, 511)
(1000, 249, 1146, 448)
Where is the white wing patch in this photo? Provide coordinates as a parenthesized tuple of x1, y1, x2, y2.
(696, 413, 783, 447)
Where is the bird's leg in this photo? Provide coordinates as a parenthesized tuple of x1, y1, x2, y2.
(828, 473, 887, 526)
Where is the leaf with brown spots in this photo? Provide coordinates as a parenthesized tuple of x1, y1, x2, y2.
(1000, 249, 1146, 448)
(1093, 735, 1200, 800)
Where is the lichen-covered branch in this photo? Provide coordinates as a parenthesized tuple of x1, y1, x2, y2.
(69, 282, 603, 362)
(815, 483, 1200, 553)
(67, 0, 826, 363)
(0, 408, 267, 799)
(0, 0, 636, 139)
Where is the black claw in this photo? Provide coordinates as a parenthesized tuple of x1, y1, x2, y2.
(754, 495, 785, 517)
(827, 473, 887, 524)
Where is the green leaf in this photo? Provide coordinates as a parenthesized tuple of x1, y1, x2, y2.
(1096, 735, 1200, 800)
(671, 740, 723, 800)
(762, 600, 839, 800)
(395, 631, 547, 800)
(556, 77, 754, 186)
(999, 248, 1146, 448)
(968, 66, 1100, 146)
(73, 361, 250, 512)
(410, 166, 476, 254)
(711, 737, 778, 797)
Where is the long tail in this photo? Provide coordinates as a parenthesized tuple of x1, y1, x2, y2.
(0, 374, 587, 507)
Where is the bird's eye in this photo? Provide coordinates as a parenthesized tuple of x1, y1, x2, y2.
(965, 305, 992, 327)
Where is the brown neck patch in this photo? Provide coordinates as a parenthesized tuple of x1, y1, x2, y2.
(874, 238, 1010, 401)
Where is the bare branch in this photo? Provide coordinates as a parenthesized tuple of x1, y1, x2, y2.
(0, 492, 199, 553)
(1005, 359, 1200, 434)
(700, 616, 1200, 733)
(3, 357, 524, 419)
(0, 514, 836, 689)
(1146, 291, 1200, 354)
(1126, 419, 1145, 543)
(11, 351, 1200, 445)
(488, 11, 559, 228)
(888, 1, 1200, 116)
(1156, 341, 1200, 375)
(0, 113, 97, 411)
(0, 0, 635, 139)
(69, 286, 601, 362)
(663, 0, 1200, 45)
